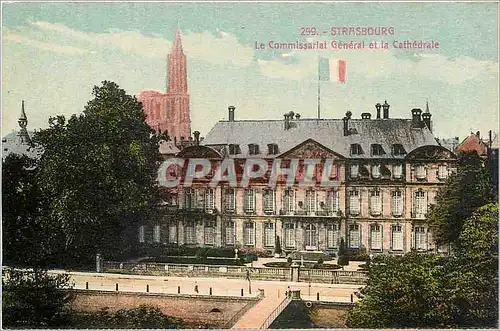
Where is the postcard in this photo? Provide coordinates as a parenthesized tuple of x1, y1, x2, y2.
(2, 1, 498, 330)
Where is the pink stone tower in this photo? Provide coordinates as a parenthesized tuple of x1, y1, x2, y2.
(139, 28, 191, 143)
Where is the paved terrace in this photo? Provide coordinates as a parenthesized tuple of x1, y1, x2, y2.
(50, 270, 362, 328)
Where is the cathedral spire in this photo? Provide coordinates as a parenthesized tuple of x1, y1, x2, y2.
(172, 27, 183, 53)
(167, 28, 188, 94)
(19, 100, 27, 129)
(18, 100, 31, 145)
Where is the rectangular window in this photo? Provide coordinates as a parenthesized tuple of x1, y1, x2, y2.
(169, 224, 177, 244)
(391, 225, 403, 251)
(248, 144, 260, 155)
(267, 143, 279, 155)
(284, 223, 296, 248)
(414, 190, 427, 216)
(264, 222, 275, 247)
(349, 190, 361, 216)
(185, 221, 196, 245)
(370, 224, 382, 250)
(305, 190, 316, 215)
(244, 189, 256, 214)
(229, 144, 241, 155)
(393, 164, 403, 179)
(283, 189, 295, 215)
(391, 190, 403, 216)
(204, 220, 215, 245)
(415, 165, 427, 180)
(414, 226, 427, 250)
(372, 164, 381, 179)
(438, 165, 448, 180)
(225, 221, 235, 245)
(350, 164, 359, 178)
(327, 190, 340, 215)
(348, 224, 360, 249)
(243, 222, 255, 246)
(370, 190, 382, 216)
(263, 189, 275, 214)
(153, 225, 161, 243)
(327, 223, 340, 248)
(184, 188, 196, 210)
(351, 144, 363, 155)
(224, 188, 236, 213)
(138, 225, 145, 243)
(204, 189, 215, 213)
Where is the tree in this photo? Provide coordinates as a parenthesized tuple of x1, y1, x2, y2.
(2, 154, 58, 267)
(31, 81, 162, 267)
(440, 203, 498, 327)
(427, 151, 494, 246)
(346, 204, 499, 328)
(337, 238, 349, 268)
(2, 268, 75, 328)
(346, 253, 447, 328)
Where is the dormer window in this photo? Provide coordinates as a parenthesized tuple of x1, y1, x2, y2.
(267, 143, 279, 155)
(392, 144, 407, 156)
(248, 144, 260, 155)
(371, 144, 385, 156)
(228, 144, 241, 155)
(350, 144, 363, 155)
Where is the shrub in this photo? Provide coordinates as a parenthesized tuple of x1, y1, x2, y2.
(275, 236, 282, 254)
(338, 238, 349, 268)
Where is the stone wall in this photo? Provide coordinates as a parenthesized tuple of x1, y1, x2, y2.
(70, 290, 257, 328)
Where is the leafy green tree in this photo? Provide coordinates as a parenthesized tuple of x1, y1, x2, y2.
(2, 268, 75, 328)
(346, 204, 499, 328)
(337, 238, 349, 268)
(346, 253, 446, 328)
(32, 81, 162, 267)
(427, 151, 494, 246)
(2, 154, 59, 267)
(440, 203, 498, 327)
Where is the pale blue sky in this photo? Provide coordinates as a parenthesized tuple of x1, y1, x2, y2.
(2, 2, 498, 140)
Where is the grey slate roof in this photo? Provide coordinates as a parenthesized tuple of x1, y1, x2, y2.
(2, 131, 41, 160)
(201, 118, 439, 159)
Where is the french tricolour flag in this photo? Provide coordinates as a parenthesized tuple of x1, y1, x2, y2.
(319, 58, 346, 83)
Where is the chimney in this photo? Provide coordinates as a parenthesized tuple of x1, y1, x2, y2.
(411, 108, 423, 128)
(476, 131, 480, 138)
(343, 111, 352, 136)
(382, 100, 390, 119)
(228, 106, 235, 122)
(193, 131, 200, 145)
(361, 112, 371, 120)
(375, 103, 381, 119)
(284, 113, 290, 130)
(422, 112, 432, 132)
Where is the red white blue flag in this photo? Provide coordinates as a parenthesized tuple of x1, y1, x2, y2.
(319, 58, 346, 83)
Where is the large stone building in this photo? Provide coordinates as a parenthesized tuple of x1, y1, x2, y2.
(141, 102, 457, 255)
(139, 28, 191, 144)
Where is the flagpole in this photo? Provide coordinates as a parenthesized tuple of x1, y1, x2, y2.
(317, 57, 321, 120)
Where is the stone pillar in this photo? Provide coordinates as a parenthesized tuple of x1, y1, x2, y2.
(290, 262, 300, 282)
(291, 290, 301, 300)
(96, 253, 102, 273)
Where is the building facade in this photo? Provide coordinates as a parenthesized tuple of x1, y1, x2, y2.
(139, 28, 191, 143)
(140, 103, 457, 255)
